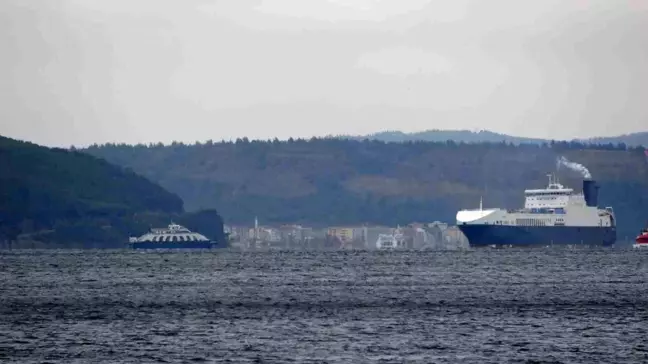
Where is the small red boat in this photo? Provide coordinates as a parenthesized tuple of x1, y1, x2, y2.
(634, 227, 648, 249)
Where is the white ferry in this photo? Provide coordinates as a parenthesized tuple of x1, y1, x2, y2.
(128, 223, 214, 249)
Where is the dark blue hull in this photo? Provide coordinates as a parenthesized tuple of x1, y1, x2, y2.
(131, 242, 215, 249)
(458, 224, 616, 247)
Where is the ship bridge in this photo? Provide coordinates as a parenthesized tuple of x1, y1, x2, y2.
(523, 174, 585, 210)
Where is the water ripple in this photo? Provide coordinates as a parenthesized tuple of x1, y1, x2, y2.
(1, 249, 648, 363)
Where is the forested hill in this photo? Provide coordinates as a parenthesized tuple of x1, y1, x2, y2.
(346, 130, 648, 147)
(0, 135, 225, 247)
(85, 139, 648, 242)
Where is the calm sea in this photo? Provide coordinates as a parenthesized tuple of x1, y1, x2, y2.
(1, 248, 647, 363)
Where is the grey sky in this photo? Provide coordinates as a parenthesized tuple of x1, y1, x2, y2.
(1, 0, 647, 147)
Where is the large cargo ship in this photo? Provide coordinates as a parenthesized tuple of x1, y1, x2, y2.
(128, 223, 215, 249)
(456, 174, 616, 247)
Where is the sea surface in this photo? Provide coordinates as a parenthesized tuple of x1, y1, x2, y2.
(1, 248, 647, 363)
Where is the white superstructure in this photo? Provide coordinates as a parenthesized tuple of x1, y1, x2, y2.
(456, 174, 615, 228)
(129, 223, 210, 243)
(376, 226, 406, 249)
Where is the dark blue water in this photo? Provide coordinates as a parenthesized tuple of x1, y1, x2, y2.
(1, 249, 647, 363)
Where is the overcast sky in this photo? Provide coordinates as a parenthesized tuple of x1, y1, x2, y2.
(1, 0, 647, 147)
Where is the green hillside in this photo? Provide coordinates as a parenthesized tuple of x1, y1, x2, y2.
(0, 135, 225, 247)
(85, 139, 648, 243)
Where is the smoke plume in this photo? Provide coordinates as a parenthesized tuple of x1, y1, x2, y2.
(556, 156, 592, 179)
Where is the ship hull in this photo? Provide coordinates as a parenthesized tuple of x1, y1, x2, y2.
(458, 224, 616, 247)
(131, 241, 215, 249)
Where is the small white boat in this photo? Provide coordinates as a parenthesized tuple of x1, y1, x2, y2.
(376, 227, 406, 250)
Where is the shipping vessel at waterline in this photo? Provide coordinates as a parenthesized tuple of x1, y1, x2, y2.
(128, 223, 215, 249)
(456, 174, 616, 247)
(633, 226, 648, 249)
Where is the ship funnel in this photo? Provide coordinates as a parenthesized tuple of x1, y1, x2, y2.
(583, 179, 599, 207)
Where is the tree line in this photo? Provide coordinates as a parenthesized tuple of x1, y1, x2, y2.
(85, 138, 648, 242)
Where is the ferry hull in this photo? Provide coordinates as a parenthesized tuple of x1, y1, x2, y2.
(130, 241, 215, 249)
(458, 224, 616, 247)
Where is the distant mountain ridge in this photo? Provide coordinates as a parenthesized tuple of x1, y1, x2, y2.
(344, 129, 648, 147)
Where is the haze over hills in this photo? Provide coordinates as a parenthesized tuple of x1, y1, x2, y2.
(85, 138, 648, 244)
(0, 135, 226, 247)
(344, 130, 648, 147)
